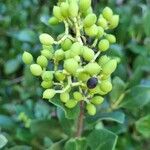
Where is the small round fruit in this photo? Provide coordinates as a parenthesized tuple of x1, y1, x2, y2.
(97, 26, 104, 38)
(64, 58, 79, 75)
(42, 45, 53, 51)
(41, 50, 53, 59)
(39, 33, 54, 45)
(48, 17, 59, 25)
(43, 89, 56, 99)
(98, 39, 110, 51)
(60, 2, 69, 18)
(53, 6, 63, 20)
(77, 71, 90, 82)
(82, 46, 94, 61)
(109, 15, 119, 29)
(102, 7, 113, 21)
(60, 92, 70, 103)
(100, 80, 112, 93)
(97, 17, 107, 29)
(86, 103, 96, 116)
(22, 51, 33, 65)
(61, 38, 72, 51)
(65, 99, 77, 108)
(42, 71, 53, 81)
(54, 49, 64, 61)
(106, 34, 116, 43)
(69, 1, 79, 17)
(89, 86, 101, 95)
(41, 81, 53, 89)
(55, 71, 66, 81)
(91, 96, 104, 105)
(79, 0, 91, 12)
(84, 24, 98, 37)
(98, 55, 110, 66)
(73, 92, 83, 101)
(30, 64, 43, 76)
(87, 77, 98, 89)
(37, 55, 48, 68)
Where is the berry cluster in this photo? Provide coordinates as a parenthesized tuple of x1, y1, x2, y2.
(22, 0, 119, 116)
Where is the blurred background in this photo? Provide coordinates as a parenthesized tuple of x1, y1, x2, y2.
(0, 0, 150, 149)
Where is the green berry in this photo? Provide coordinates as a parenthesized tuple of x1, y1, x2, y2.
(97, 26, 104, 38)
(43, 89, 56, 99)
(73, 92, 83, 101)
(86, 103, 96, 116)
(54, 49, 65, 61)
(102, 7, 113, 21)
(22, 51, 33, 65)
(70, 42, 82, 57)
(60, 2, 69, 18)
(60, 92, 70, 103)
(77, 71, 90, 82)
(91, 96, 104, 105)
(36, 55, 48, 68)
(42, 45, 54, 51)
(83, 13, 97, 28)
(65, 99, 77, 108)
(55, 71, 66, 81)
(89, 86, 101, 95)
(69, 1, 78, 17)
(30, 64, 43, 76)
(61, 38, 72, 51)
(82, 7, 93, 17)
(98, 39, 110, 51)
(41, 80, 53, 89)
(97, 17, 107, 29)
(82, 46, 94, 61)
(102, 59, 117, 75)
(84, 62, 101, 76)
(85, 24, 98, 37)
(109, 15, 119, 29)
(42, 71, 53, 81)
(79, 0, 91, 12)
(106, 34, 116, 43)
(41, 50, 53, 59)
(64, 58, 79, 75)
(48, 17, 59, 25)
(100, 80, 112, 93)
(65, 50, 71, 59)
(39, 33, 54, 45)
(98, 55, 110, 66)
(53, 6, 63, 20)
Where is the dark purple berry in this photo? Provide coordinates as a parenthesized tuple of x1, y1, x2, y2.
(87, 77, 98, 89)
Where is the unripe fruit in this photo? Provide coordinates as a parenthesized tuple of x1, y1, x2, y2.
(87, 77, 98, 89)
(65, 99, 77, 108)
(102, 59, 117, 75)
(64, 58, 79, 75)
(22, 51, 33, 65)
(79, 0, 91, 12)
(89, 86, 101, 95)
(53, 6, 63, 20)
(61, 38, 72, 51)
(55, 71, 66, 81)
(60, 92, 70, 103)
(109, 15, 119, 29)
(100, 80, 112, 93)
(86, 103, 96, 116)
(106, 34, 116, 43)
(97, 17, 107, 29)
(82, 7, 93, 17)
(98, 39, 110, 51)
(97, 26, 104, 38)
(69, 1, 78, 17)
(102, 7, 113, 21)
(41, 50, 53, 59)
(85, 24, 98, 37)
(98, 55, 110, 66)
(43, 89, 56, 99)
(74, 55, 81, 62)
(82, 46, 94, 61)
(48, 17, 59, 25)
(83, 13, 97, 28)
(70, 42, 82, 57)
(65, 50, 71, 59)
(36, 55, 48, 68)
(91, 96, 104, 105)
(39, 33, 54, 45)
(42, 45, 54, 51)
(41, 80, 53, 89)
(54, 49, 64, 61)
(84, 62, 101, 76)
(73, 92, 83, 101)
(101, 74, 110, 80)
(77, 72, 90, 82)
(30, 64, 43, 76)
(42, 71, 53, 81)
(60, 2, 69, 18)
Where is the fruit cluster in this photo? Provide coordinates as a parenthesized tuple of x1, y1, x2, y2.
(22, 0, 119, 116)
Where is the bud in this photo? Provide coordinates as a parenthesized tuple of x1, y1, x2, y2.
(73, 92, 83, 101)
(65, 99, 77, 108)
(109, 15, 119, 29)
(106, 34, 116, 43)
(69, 1, 79, 17)
(41, 50, 53, 60)
(54, 49, 65, 61)
(91, 96, 104, 105)
(61, 38, 72, 51)
(100, 80, 112, 93)
(41, 80, 53, 89)
(37, 55, 48, 68)
(43, 89, 56, 99)
(82, 46, 94, 61)
(22, 51, 33, 65)
(53, 6, 63, 20)
(85, 24, 98, 37)
(98, 39, 110, 51)
(48, 17, 59, 25)
(86, 103, 96, 116)
(30, 64, 43, 76)
(42, 71, 53, 81)
(60, 92, 70, 103)
(79, 0, 91, 12)
(39, 33, 54, 45)
(102, 7, 113, 21)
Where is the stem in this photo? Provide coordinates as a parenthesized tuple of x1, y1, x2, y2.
(75, 101, 84, 137)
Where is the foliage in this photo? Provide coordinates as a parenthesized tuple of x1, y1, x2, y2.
(0, 0, 150, 149)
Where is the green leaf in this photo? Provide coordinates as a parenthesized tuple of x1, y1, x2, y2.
(0, 134, 7, 149)
(64, 137, 87, 150)
(143, 9, 150, 36)
(87, 129, 118, 150)
(8, 145, 32, 150)
(136, 115, 150, 138)
(110, 77, 126, 102)
(119, 85, 150, 109)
